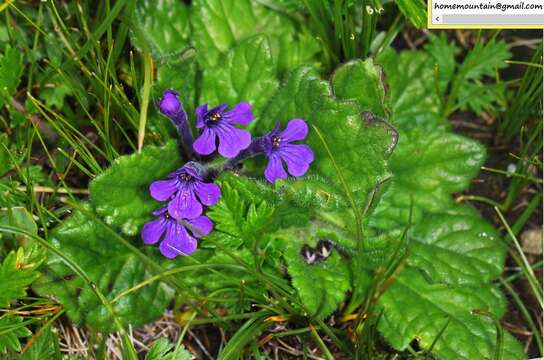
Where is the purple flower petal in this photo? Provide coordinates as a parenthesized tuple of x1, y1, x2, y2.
(141, 217, 166, 244)
(151, 206, 168, 216)
(158, 90, 180, 116)
(180, 163, 200, 178)
(216, 124, 251, 158)
(193, 128, 217, 155)
(224, 102, 253, 126)
(279, 144, 314, 177)
(195, 104, 208, 129)
(186, 216, 214, 238)
(209, 103, 229, 114)
(264, 153, 287, 183)
(149, 179, 178, 201)
(168, 189, 202, 220)
(159, 223, 197, 258)
(194, 182, 221, 206)
(280, 119, 309, 142)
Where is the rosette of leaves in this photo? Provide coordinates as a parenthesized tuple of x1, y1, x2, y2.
(242, 51, 523, 358)
(332, 50, 523, 359)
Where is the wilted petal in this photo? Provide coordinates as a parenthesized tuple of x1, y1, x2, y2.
(168, 189, 202, 219)
(279, 144, 314, 177)
(194, 182, 221, 206)
(141, 217, 166, 244)
(186, 215, 213, 237)
(216, 124, 251, 158)
(149, 179, 178, 201)
(224, 102, 253, 125)
(193, 128, 217, 155)
(264, 153, 287, 183)
(280, 119, 308, 142)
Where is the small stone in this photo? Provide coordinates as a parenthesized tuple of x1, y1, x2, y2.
(521, 228, 543, 255)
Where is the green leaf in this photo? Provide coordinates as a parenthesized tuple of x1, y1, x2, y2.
(277, 175, 347, 212)
(0, 316, 32, 354)
(19, 327, 59, 360)
(154, 60, 196, 113)
(377, 268, 524, 360)
(0, 133, 12, 177)
(260, 63, 396, 209)
(460, 40, 510, 80)
(145, 338, 192, 360)
(0, 249, 40, 308)
(90, 141, 182, 236)
(38, 73, 72, 109)
(424, 32, 457, 94)
(425, 36, 511, 115)
(0, 207, 38, 243)
(190, 0, 319, 72)
(200, 36, 278, 119)
(395, 0, 427, 28)
(370, 129, 485, 229)
(408, 213, 505, 286)
(0, 47, 23, 108)
(33, 207, 171, 332)
(374, 209, 523, 359)
(280, 224, 351, 318)
(207, 172, 275, 244)
(458, 81, 506, 115)
(376, 49, 446, 132)
(132, 0, 191, 58)
(331, 59, 387, 117)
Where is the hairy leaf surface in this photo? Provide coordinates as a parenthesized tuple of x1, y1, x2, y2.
(191, 0, 319, 72)
(33, 208, 171, 332)
(132, 0, 191, 58)
(200, 36, 278, 119)
(377, 268, 524, 360)
(280, 225, 351, 318)
(370, 129, 485, 229)
(376, 49, 446, 132)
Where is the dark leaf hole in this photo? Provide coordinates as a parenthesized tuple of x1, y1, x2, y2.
(409, 338, 422, 352)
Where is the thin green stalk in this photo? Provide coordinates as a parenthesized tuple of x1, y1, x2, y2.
(511, 192, 542, 235)
(110, 263, 246, 304)
(458, 195, 502, 207)
(495, 207, 543, 306)
(309, 325, 335, 360)
(480, 166, 542, 183)
(471, 309, 504, 360)
(137, 50, 152, 152)
(312, 126, 362, 244)
(173, 311, 196, 357)
(500, 278, 543, 354)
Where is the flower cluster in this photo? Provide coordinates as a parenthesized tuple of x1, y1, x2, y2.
(142, 90, 314, 258)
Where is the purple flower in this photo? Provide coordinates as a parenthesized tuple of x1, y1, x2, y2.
(158, 90, 194, 159)
(149, 162, 221, 220)
(141, 207, 213, 258)
(192, 102, 253, 158)
(263, 119, 314, 183)
(158, 90, 183, 117)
